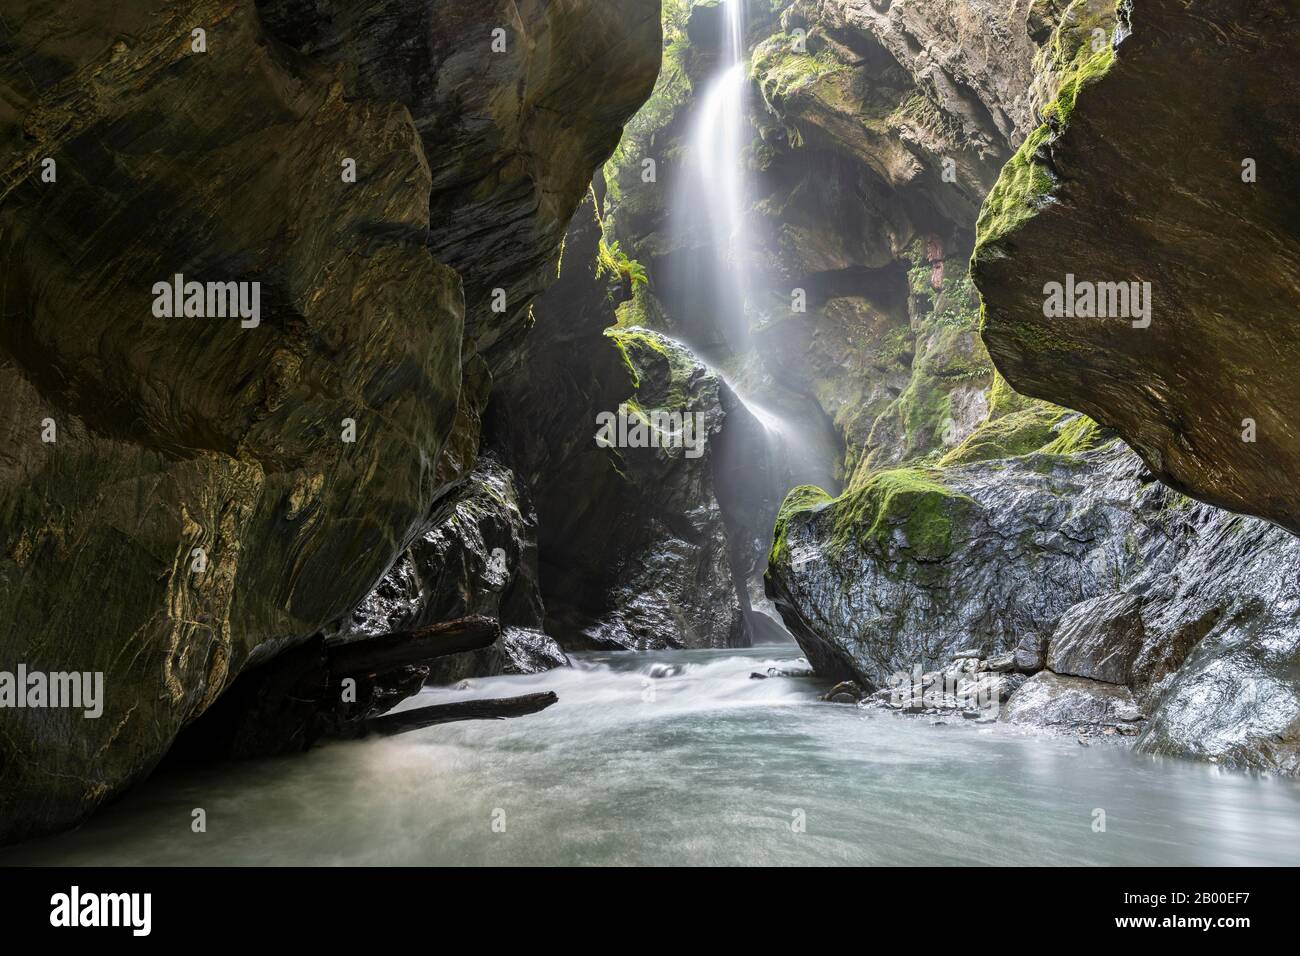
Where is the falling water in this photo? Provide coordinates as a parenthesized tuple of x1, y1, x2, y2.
(675, 0, 753, 350)
(665, 0, 841, 626)
(672, 0, 838, 490)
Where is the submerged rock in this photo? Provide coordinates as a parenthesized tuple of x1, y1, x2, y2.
(820, 680, 866, 704)
(1003, 672, 1143, 735)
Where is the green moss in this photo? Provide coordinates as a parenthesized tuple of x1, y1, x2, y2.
(923, 326, 994, 382)
(932, 273, 982, 331)
(768, 468, 975, 568)
(1042, 36, 1115, 128)
(896, 371, 953, 457)
(940, 389, 1106, 465)
(972, 0, 1117, 255)
(1041, 413, 1104, 456)
(769, 484, 834, 564)
(602, 0, 693, 223)
(613, 297, 644, 328)
(892, 91, 963, 143)
(908, 262, 934, 298)
(939, 406, 1060, 466)
(972, 124, 1057, 253)
(605, 326, 701, 413)
(595, 238, 648, 299)
(831, 468, 973, 560)
(752, 34, 846, 107)
(1006, 317, 1080, 353)
(987, 370, 1037, 419)
(604, 330, 640, 389)
(607, 326, 670, 362)
(880, 325, 913, 363)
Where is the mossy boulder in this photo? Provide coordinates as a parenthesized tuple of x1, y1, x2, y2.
(939, 401, 1109, 467)
(828, 468, 974, 560)
(767, 440, 1300, 774)
(973, 0, 1300, 535)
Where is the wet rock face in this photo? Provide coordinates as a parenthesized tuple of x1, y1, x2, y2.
(1003, 672, 1142, 734)
(0, 0, 658, 844)
(493, 197, 747, 652)
(768, 440, 1300, 771)
(972, 0, 1300, 535)
(341, 455, 568, 681)
(604, 0, 1082, 491)
(0, 0, 462, 846)
(1047, 593, 1144, 685)
(541, 325, 742, 652)
(257, 0, 663, 368)
(1126, 513, 1300, 773)
(785, 0, 1049, 202)
(769, 445, 1131, 686)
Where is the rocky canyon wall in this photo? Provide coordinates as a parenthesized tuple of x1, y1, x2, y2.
(972, 0, 1300, 536)
(766, 0, 1300, 772)
(0, 0, 659, 844)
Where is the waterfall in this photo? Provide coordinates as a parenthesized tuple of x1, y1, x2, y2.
(675, 0, 752, 351)
(659, 0, 841, 642)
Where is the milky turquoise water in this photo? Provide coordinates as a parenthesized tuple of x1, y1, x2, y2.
(6, 647, 1300, 866)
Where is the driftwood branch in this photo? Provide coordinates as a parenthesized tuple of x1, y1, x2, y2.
(327, 615, 500, 677)
(176, 616, 556, 759)
(363, 692, 559, 736)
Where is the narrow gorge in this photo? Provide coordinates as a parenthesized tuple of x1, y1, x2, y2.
(1, 0, 1298, 868)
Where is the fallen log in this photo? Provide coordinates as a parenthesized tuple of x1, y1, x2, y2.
(170, 616, 513, 760)
(327, 615, 500, 677)
(363, 692, 559, 737)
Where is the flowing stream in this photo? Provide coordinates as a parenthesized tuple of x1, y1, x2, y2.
(6, 647, 1300, 866)
(8, 0, 1295, 868)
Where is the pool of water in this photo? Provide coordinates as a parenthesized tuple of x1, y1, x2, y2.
(6, 647, 1300, 865)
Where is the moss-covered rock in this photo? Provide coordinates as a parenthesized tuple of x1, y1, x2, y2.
(972, 0, 1118, 254)
(939, 401, 1108, 467)
(829, 468, 974, 559)
(767, 440, 1300, 774)
(939, 406, 1062, 466)
(769, 484, 833, 564)
(602, 0, 1080, 496)
(973, 1, 1300, 535)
